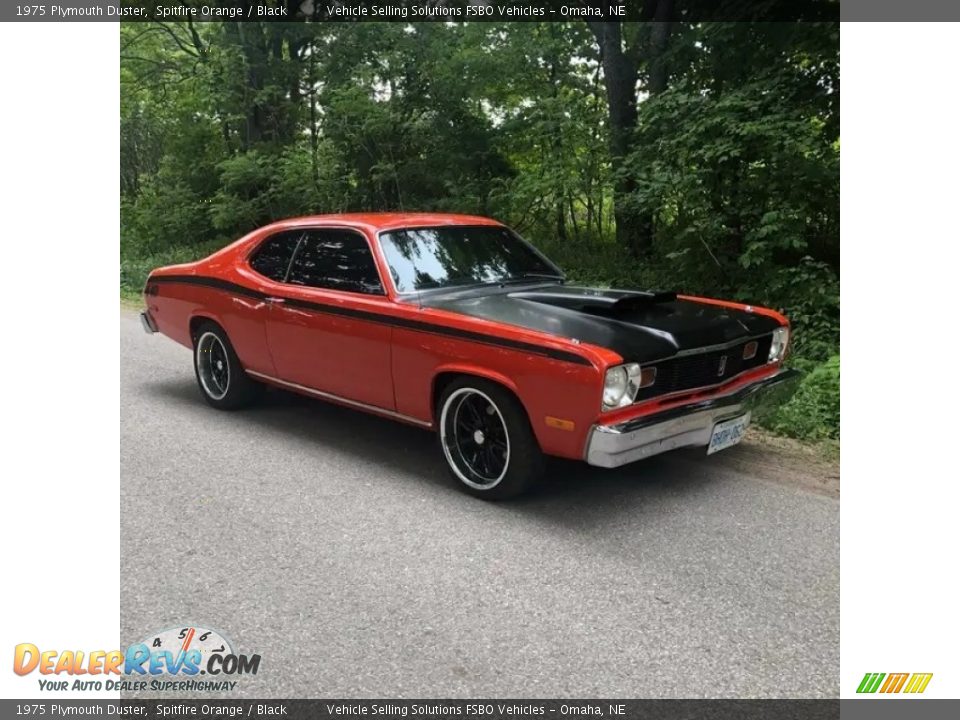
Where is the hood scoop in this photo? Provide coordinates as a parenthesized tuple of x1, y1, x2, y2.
(508, 289, 678, 317)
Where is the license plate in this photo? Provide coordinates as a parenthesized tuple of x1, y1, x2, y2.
(707, 413, 751, 455)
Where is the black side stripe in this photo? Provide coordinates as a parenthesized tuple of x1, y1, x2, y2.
(147, 274, 593, 367)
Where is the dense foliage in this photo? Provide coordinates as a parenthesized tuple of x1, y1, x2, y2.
(120, 20, 839, 441)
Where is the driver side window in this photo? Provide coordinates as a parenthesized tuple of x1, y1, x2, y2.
(287, 230, 384, 295)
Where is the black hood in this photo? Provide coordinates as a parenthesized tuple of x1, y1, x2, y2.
(420, 285, 780, 363)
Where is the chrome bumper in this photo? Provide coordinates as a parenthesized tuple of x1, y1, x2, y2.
(139, 310, 158, 334)
(584, 369, 800, 468)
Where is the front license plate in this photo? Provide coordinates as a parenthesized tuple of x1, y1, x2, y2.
(707, 413, 751, 455)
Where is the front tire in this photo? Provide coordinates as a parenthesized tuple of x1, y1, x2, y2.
(438, 378, 544, 499)
(192, 321, 261, 410)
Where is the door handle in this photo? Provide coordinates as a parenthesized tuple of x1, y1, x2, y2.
(265, 297, 286, 305)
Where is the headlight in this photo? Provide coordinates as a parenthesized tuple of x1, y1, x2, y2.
(602, 364, 643, 410)
(768, 327, 790, 363)
(603, 367, 628, 407)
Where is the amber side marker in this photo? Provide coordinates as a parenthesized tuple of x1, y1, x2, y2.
(545, 417, 575, 431)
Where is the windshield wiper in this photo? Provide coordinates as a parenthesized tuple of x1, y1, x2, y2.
(415, 277, 489, 291)
(499, 272, 565, 285)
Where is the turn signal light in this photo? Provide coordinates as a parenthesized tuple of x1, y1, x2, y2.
(545, 416, 575, 431)
(639, 366, 657, 389)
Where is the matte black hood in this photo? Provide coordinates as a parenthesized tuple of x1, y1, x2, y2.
(421, 285, 781, 363)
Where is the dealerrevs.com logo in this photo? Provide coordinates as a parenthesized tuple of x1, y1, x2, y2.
(13, 626, 261, 692)
(856, 672, 933, 694)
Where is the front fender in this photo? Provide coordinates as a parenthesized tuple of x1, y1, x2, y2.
(430, 363, 523, 415)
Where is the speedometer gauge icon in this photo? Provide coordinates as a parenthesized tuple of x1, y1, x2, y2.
(138, 625, 233, 673)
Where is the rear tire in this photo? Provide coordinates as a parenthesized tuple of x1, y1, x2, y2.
(437, 377, 544, 500)
(192, 321, 262, 410)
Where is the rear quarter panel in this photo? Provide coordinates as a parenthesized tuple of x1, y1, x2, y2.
(144, 249, 277, 376)
(144, 262, 199, 349)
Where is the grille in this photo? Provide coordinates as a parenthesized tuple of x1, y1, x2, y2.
(636, 334, 773, 402)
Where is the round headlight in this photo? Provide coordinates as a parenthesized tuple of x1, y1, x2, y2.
(603, 366, 629, 408)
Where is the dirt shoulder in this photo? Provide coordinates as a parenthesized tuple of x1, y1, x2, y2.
(706, 428, 840, 498)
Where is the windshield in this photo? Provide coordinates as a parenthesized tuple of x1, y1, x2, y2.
(378, 225, 562, 293)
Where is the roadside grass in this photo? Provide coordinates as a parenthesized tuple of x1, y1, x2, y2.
(120, 240, 226, 298)
(120, 288, 142, 309)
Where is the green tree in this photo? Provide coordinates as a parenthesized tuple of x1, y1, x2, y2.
(119, 19, 840, 439)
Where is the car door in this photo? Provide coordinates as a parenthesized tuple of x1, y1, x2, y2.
(263, 228, 395, 410)
(236, 229, 305, 375)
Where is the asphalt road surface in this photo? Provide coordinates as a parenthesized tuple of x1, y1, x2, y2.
(120, 310, 838, 698)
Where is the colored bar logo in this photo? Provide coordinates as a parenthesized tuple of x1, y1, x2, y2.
(857, 672, 933, 694)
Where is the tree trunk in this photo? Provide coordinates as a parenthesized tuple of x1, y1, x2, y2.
(225, 21, 263, 149)
(588, 21, 643, 255)
(589, 7, 676, 257)
(308, 39, 319, 190)
(634, 8, 676, 255)
(648, 4, 674, 95)
(547, 52, 567, 243)
(556, 202, 567, 242)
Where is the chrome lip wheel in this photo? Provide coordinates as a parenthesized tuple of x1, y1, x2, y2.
(196, 331, 230, 401)
(441, 388, 510, 490)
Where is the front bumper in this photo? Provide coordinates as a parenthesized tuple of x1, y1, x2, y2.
(140, 310, 158, 334)
(584, 368, 800, 468)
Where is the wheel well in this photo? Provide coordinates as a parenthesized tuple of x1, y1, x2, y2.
(431, 371, 525, 424)
(189, 315, 220, 344)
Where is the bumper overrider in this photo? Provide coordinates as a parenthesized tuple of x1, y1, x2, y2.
(585, 368, 800, 468)
(140, 310, 158, 334)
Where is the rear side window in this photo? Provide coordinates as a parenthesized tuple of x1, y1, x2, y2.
(287, 230, 384, 295)
(249, 231, 303, 282)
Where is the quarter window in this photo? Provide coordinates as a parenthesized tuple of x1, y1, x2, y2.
(287, 230, 384, 295)
(249, 231, 303, 282)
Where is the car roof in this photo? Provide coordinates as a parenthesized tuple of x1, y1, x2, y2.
(266, 212, 504, 233)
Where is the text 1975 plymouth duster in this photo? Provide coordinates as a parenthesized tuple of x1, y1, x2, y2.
(141, 213, 798, 498)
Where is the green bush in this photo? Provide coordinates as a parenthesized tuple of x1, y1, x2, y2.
(209, 144, 353, 241)
(120, 240, 226, 296)
(762, 355, 840, 441)
(120, 174, 213, 258)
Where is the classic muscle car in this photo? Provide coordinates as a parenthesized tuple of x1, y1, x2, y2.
(141, 213, 798, 498)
